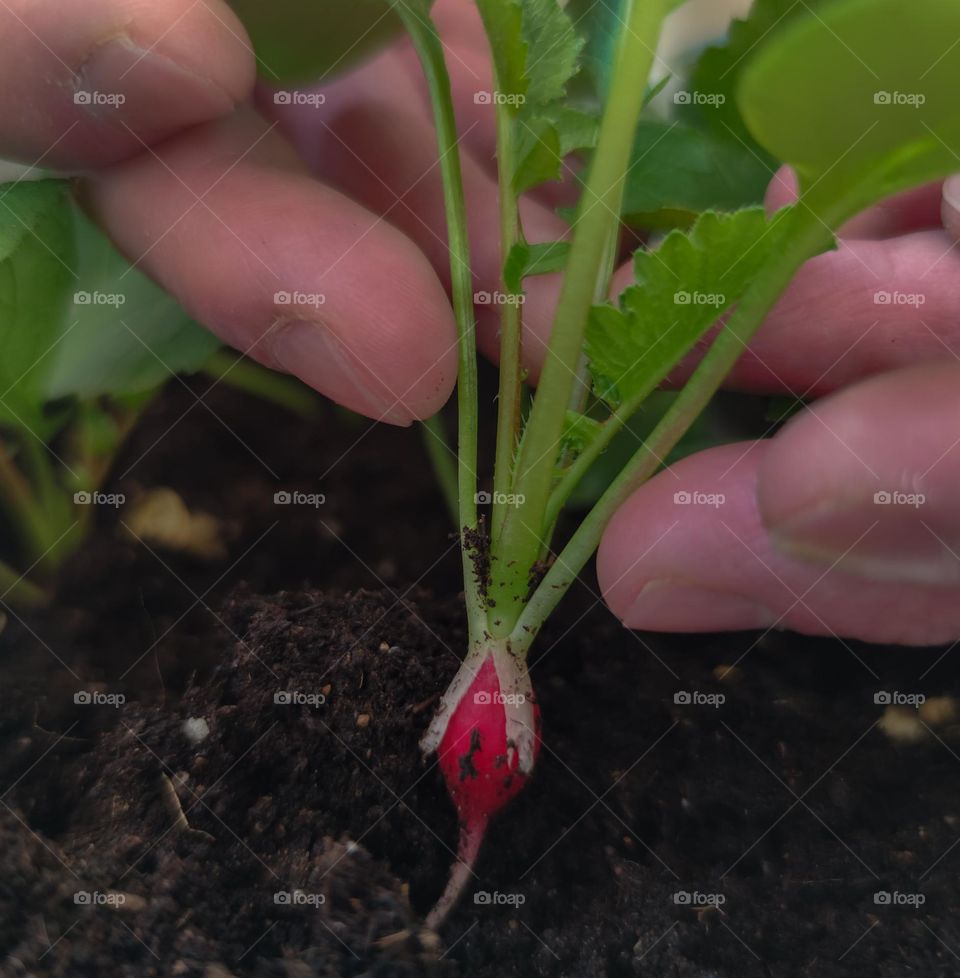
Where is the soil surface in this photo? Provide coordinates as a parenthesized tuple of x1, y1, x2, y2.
(3, 381, 960, 977)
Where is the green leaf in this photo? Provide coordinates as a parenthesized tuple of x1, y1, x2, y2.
(0, 180, 70, 263)
(680, 0, 817, 156)
(44, 210, 221, 399)
(622, 120, 775, 229)
(738, 0, 960, 207)
(520, 0, 583, 108)
(560, 409, 603, 461)
(586, 206, 802, 408)
(0, 180, 76, 435)
(504, 239, 570, 292)
(476, 0, 586, 193)
(513, 105, 597, 192)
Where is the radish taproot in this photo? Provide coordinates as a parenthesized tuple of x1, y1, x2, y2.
(421, 644, 540, 928)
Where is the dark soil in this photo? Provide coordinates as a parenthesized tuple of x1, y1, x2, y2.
(3, 380, 960, 977)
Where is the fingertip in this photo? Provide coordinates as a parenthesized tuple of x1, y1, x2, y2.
(764, 165, 799, 215)
(942, 174, 960, 241)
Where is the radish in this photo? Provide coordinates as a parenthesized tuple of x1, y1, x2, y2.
(421, 643, 540, 928)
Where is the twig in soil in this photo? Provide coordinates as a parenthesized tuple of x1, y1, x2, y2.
(410, 693, 440, 716)
(159, 772, 215, 843)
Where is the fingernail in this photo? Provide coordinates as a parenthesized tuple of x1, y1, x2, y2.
(272, 320, 413, 426)
(75, 36, 233, 135)
(623, 579, 777, 632)
(771, 495, 960, 585)
(942, 174, 960, 238)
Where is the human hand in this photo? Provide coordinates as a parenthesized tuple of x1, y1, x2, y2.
(598, 170, 960, 646)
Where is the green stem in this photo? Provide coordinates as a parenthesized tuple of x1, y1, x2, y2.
(510, 211, 833, 651)
(394, 3, 485, 643)
(0, 438, 57, 568)
(488, 0, 668, 635)
(203, 349, 320, 419)
(420, 414, 459, 525)
(540, 215, 622, 553)
(491, 95, 523, 543)
(20, 436, 81, 567)
(547, 383, 658, 530)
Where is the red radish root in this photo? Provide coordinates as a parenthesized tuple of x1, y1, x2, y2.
(422, 645, 540, 929)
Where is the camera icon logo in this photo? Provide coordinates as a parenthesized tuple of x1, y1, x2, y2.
(74, 491, 92, 505)
(473, 690, 492, 705)
(674, 290, 691, 305)
(674, 890, 692, 904)
(873, 491, 892, 505)
(274, 691, 293, 705)
(874, 691, 892, 705)
(475, 490, 492, 504)
(873, 290, 892, 304)
(74, 291, 92, 305)
(473, 91, 492, 105)
(874, 91, 891, 105)
(274, 91, 292, 105)
(874, 891, 891, 904)
(74, 91, 92, 105)
(674, 691, 692, 705)
(274, 891, 291, 904)
(474, 290, 492, 305)
(474, 890, 492, 904)
(74, 690, 92, 704)
(274, 290, 292, 305)
(673, 491, 691, 505)
(74, 891, 92, 904)
(274, 490, 291, 504)
(673, 91, 692, 105)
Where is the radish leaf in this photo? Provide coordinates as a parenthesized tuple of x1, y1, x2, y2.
(622, 120, 774, 229)
(44, 210, 220, 399)
(477, 0, 586, 192)
(0, 180, 76, 435)
(504, 240, 570, 293)
(585, 206, 804, 409)
(738, 0, 960, 208)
